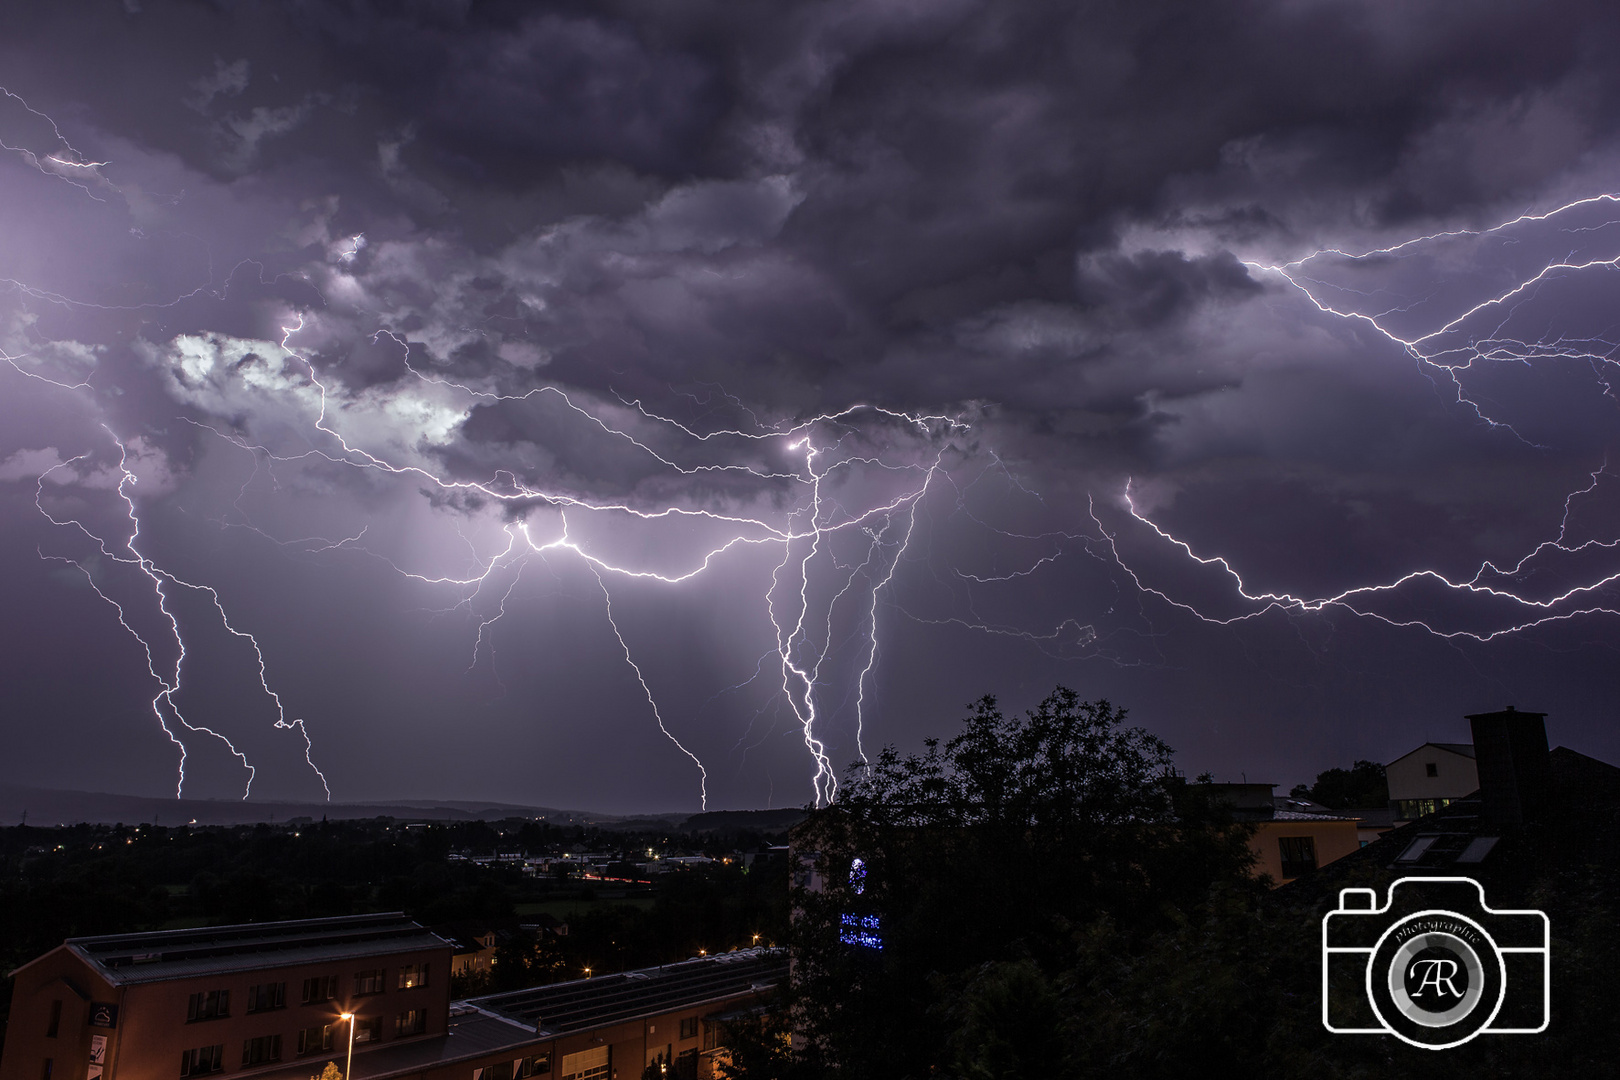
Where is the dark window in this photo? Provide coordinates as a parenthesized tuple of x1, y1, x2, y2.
(397, 963, 429, 990)
(241, 1035, 282, 1067)
(679, 1017, 699, 1040)
(186, 991, 230, 1022)
(520, 1054, 551, 1076)
(702, 1021, 724, 1052)
(301, 975, 338, 1005)
(675, 1048, 698, 1080)
(246, 983, 285, 1013)
(395, 1009, 427, 1037)
(484, 1064, 514, 1080)
(41, 1059, 53, 1080)
(46, 1001, 61, 1039)
(354, 1016, 383, 1044)
(180, 1045, 224, 1077)
(1278, 836, 1318, 879)
(354, 969, 385, 996)
(1425, 762, 1439, 778)
(297, 1025, 333, 1056)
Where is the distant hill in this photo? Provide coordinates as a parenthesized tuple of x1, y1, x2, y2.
(0, 784, 805, 832)
(680, 808, 807, 833)
(0, 784, 602, 828)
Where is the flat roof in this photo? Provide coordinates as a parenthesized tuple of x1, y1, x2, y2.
(242, 949, 787, 1080)
(60, 913, 450, 986)
(469, 948, 788, 1037)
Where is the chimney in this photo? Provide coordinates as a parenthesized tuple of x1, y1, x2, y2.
(1465, 705, 1553, 826)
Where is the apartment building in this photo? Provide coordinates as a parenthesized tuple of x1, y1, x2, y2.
(1, 913, 451, 1080)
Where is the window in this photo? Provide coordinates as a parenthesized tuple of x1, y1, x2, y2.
(518, 1054, 551, 1077)
(246, 983, 286, 1013)
(482, 1063, 514, 1080)
(702, 1021, 724, 1052)
(302, 975, 338, 1005)
(396, 1009, 427, 1037)
(679, 1017, 699, 1040)
(398, 963, 429, 990)
(1396, 797, 1452, 819)
(297, 1025, 333, 1056)
(180, 1045, 224, 1077)
(675, 1049, 698, 1080)
(186, 991, 230, 1022)
(1277, 836, 1317, 879)
(559, 1046, 609, 1080)
(354, 969, 385, 996)
(1425, 762, 1439, 778)
(46, 1001, 61, 1039)
(241, 1035, 282, 1067)
(41, 1060, 53, 1080)
(354, 1016, 383, 1044)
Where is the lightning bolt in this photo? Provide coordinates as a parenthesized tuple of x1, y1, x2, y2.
(28, 429, 329, 799)
(1112, 194, 1620, 641)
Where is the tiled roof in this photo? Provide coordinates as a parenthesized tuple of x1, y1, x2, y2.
(61, 913, 450, 986)
(470, 948, 787, 1036)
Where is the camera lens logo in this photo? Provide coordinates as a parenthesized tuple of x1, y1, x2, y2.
(1391, 933, 1483, 1027)
(1322, 877, 1549, 1049)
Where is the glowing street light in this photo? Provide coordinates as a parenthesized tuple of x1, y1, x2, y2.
(339, 1012, 357, 1080)
(583, 966, 592, 979)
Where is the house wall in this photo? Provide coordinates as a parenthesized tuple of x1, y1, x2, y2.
(1386, 746, 1479, 817)
(1249, 819, 1362, 886)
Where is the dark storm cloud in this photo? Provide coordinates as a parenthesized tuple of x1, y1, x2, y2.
(2, 0, 1620, 811)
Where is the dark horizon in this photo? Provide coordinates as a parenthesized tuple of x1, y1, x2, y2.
(3, 2, 1619, 815)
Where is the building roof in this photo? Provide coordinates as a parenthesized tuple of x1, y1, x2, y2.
(1390, 741, 1475, 763)
(241, 949, 789, 1080)
(1283, 746, 1620, 887)
(44, 913, 449, 986)
(469, 948, 788, 1037)
(250, 1007, 537, 1080)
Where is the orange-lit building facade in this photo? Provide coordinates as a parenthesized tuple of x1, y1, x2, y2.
(3, 915, 785, 1080)
(0, 914, 450, 1080)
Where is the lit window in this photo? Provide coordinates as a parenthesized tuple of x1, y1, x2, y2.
(398, 963, 430, 990)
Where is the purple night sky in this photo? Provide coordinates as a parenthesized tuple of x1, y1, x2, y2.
(2, 1, 1618, 813)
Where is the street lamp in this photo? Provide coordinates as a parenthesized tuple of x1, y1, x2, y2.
(339, 1013, 357, 1080)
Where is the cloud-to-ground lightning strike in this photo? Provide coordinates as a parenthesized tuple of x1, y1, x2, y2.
(255, 316, 990, 807)
(1112, 195, 1620, 640)
(28, 430, 330, 799)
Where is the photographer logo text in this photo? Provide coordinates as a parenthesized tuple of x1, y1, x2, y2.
(1322, 877, 1550, 1049)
